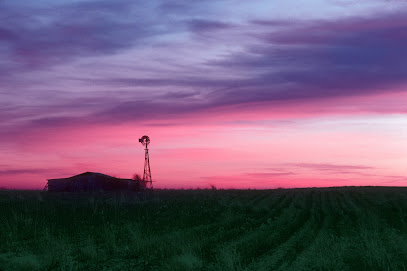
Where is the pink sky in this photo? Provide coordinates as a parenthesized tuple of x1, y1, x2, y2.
(1, 91, 406, 189)
(0, 1, 406, 189)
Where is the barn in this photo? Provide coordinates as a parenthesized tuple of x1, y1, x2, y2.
(46, 172, 145, 192)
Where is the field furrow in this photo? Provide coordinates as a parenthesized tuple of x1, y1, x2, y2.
(244, 191, 321, 270)
(2, 188, 407, 270)
(227, 191, 312, 269)
(197, 192, 292, 264)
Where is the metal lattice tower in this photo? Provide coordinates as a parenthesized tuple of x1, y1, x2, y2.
(139, 135, 153, 189)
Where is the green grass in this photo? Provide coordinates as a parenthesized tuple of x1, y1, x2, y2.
(1, 187, 407, 270)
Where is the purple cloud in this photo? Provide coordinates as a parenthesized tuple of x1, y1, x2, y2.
(0, 27, 17, 40)
(195, 12, 407, 107)
(89, 11, 407, 108)
(2, 2, 407, 138)
(0, 0, 177, 74)
(187, 19, 234, 32)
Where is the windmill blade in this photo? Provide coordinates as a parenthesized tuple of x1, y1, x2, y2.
(139, 135, 150, 146)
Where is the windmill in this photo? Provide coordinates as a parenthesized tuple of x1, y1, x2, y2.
(139, 135, 153, 189)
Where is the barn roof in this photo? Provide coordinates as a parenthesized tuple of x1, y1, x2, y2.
(68, 172, 113, 179)
(48, 172, 132, 181)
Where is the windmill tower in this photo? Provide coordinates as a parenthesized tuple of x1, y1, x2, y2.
(139, 135, 153, 189)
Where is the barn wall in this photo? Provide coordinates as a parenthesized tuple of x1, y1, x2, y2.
(48, 179, 71, 192)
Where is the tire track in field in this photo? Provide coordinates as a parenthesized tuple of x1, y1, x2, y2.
(269, 190, 351, 270)
(246, 191, 326, 271)
(274, 191, 326, 270)
(224, 191, 313, 269)
(198, 193, 292, 262)
(147, 191, 288, 243)
(365, 190, 406, 231)
(187, 192, 292, 262)
(388, 193, 407, 231)
(124, 192, 290, 266)
(245, 191, 271, 206)
(252, 191, 291, 212)
(216, 192, 290, 234)
(200, 191, 294, 258)
(337, 190, 407, 271)
(342, 190, 381, 231)
(327, 191, 359, 235)
(123, 193, 271, 256)
(350, 189, 407, 232)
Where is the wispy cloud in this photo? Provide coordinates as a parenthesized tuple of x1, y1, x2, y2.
(207, 12, 407, 105)
(286, 163, 374, 175)
(244, 172, 296, 178)
(2, 3, 407, 134)
(0, 168, 58, 176)
(0, 1, 166, 73)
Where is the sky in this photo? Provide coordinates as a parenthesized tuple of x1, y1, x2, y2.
(0, 0, 406, 189)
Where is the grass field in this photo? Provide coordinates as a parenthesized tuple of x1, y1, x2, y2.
(1, 187, 407, 271)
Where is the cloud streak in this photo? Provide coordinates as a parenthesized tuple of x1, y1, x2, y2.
(286, 163, 374, 175)
(208, 12, 407, 105)
(2, 4, 407, 131)
(0, 2, 159, 71)
(81, 10, 407, 123)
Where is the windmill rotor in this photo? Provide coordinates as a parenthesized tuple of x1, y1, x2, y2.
(139, 135, 150, 147)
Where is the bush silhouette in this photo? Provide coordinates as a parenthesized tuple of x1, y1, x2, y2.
(132, 173, 146, 190)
